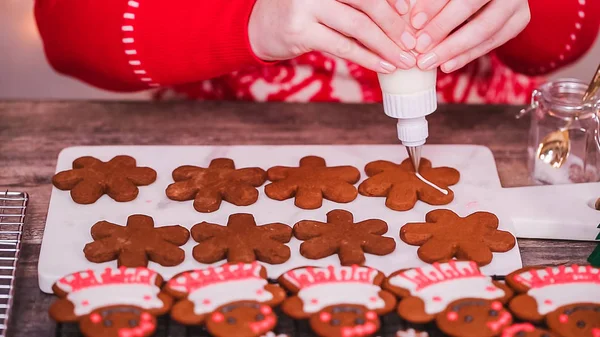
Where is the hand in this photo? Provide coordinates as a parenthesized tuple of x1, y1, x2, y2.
(248, 0, 418, 74)
(408, 0, 530, 73)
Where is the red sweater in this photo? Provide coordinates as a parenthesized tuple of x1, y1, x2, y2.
(35, 0, 599, 104)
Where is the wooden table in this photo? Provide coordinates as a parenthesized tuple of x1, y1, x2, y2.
(0, 101, 595, 336)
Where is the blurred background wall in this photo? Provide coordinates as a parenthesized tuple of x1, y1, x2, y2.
(1, 0, 599, 100)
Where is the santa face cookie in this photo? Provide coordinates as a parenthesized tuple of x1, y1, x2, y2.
(279, 265, 396, 337)
(436, 299, 513, 337)
(49, 267, 172, 337)
(165, 262, 286, 337)
(383, 261, 513, 324)
(506, 264, 600, 336)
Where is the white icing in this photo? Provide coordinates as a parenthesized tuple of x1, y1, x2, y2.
(415, 173, 448, 195)
(282, 266, 378, 289)
(396, 329, 429, 337)
(188, 278, 272, 315)
(297, 282, 385, 313)
(66, 284, 163, 316)
(528, 283, 600, 315)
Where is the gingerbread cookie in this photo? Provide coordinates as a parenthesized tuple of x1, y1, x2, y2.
(191, 213, 292, 264)
(501, 323, 558, 337)
(436, 299, 513, 337)
(52, 155, 156, 204)
(165, 262, 286, 337)
(506, 265, 600, 337)
(358, 158, 459, 211)
(49, 267, 172, 337)
(265, 156, 361, 209)
(166, 158, 267, 213)
(278, 265, 397, 337)
(84, 214, 190, 267)
(293, 209, 396, 265)
(400, 209, 516, 266)
(383, 261, 513, 324)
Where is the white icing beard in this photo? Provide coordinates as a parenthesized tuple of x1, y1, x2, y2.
(415, 173, 448, 195)
(297, 283, 384, 314)
(188, 278, 273, 315)
(529, 283, 600, 315)
(67, 284, 163, 316)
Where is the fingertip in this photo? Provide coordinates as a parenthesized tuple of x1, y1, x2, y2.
(411, 12, 428, 30)
(394, 0, 409, 15)
(417, 53, 438, 71)
(399, 51, 417, 68)
(401, 31, 416, 50)
(441, 59, 457, 73)
(415, 33, 432, 53)
(379, 60, 396, 74)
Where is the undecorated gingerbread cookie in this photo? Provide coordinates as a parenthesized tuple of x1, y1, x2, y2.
(436, 298, 513, 337)
(400, 209, 516, 266)
(278, 265, 396, 337)
(358, 158, 459, 211)
(506, 265, 600, 337)
(265, 156, 361, 209)
(49, 267, 172, 337)
(501, 323, 557, 337)
(165, 262, 286, 337)
(52, 155, 157, 204)
(383, 261, 513, 324)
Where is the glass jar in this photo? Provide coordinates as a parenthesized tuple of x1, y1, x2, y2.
(519, 78, 600, 184)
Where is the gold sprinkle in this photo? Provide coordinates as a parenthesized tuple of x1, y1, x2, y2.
(596, 198, 600, 211)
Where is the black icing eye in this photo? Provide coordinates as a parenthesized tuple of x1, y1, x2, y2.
(464, 315, 474, 323)
(103, 320, 112, 328)
(354, 318, 365, 325)
(330, 319, 341, 326)
(332, 307, 342, 314)
(251, 303, 260, 309)
(515, 332, 526, 337)
(577, 320, 586, 328)
(541, 334, 551, 337)
(255, 314, 265, 321)
(221, 307, 232, 313)
(226, 317, 237, 325)
(128, 319, 138, 328)
(488, 310, 498, 317)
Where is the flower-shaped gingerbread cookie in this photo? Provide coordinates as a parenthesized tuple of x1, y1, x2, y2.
(400, 210, 516, 266)
(191, 213, 292, 264)
(166, 158, 267, 213)
(293, 209, 396, 265)
(84, 214, 190, 267)
(358, 158, 459, 211)
(265, 156, 361, 209)
(52, 155, 157, 204)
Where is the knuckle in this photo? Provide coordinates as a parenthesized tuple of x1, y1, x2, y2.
(335, 37, 354, 56)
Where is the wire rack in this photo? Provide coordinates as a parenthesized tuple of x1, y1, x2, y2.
(0, 192, 27, 337)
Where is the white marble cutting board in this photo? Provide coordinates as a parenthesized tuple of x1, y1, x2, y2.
(38, 145, 522, 293)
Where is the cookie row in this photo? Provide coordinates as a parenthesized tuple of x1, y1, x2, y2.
(48, 262, 600, 337)
(84, 209, 516, 268)
(51, 155, 460, 212)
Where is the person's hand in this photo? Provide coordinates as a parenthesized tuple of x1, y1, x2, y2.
(248, 0, 418, 74)
(408, 0, 530, 72)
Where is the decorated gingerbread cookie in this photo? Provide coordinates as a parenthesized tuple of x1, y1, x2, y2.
(436, 298, 513, 337)
(501, 323, 558, 337)
(400, 209, 516, 266)
(166, 158, 267, 213)
(165, 262, 286, 337)
(506, 265, 600, 337)
(278, 265, 396, 337)
(293, 209, 396, 265)
(358, 158, 459, 211)
(52, 155, 157, 204)
(84, 214, 190, 267)
(191, 213, 292, 264)
(265, 156, 361, 209)
(49, 267, 172, 337)
(383, 261, 513, 324)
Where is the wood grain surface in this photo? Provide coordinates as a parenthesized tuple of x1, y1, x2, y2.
(0, 101, 596, 336)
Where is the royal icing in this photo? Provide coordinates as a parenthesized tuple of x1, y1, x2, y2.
(388, 261, 504, 315)
(283, 266, 385, 313)
(167, 262, 273, 316)
(415, 173, 449, 195)
(56, 267, 163, 316)
(396, 329, 429, 337)
(514, 265, 600, 315)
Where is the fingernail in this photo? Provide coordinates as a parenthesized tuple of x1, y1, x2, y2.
(416, 33, 431, 52)
(379, 60, 396, 73)
(443, 59, 457, 72)
(418, 53, 438, 70)
(412, 12, 428, 29)
(395, 0, 409, 14)
(409, 0, 416, 7)
(401, 31, 416, 50)
(399, 51, 417, 68)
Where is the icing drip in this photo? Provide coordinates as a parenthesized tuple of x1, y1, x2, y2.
(415, 173, 449, 195)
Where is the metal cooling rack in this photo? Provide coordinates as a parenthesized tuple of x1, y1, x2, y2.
(0, 191, 27, 337)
